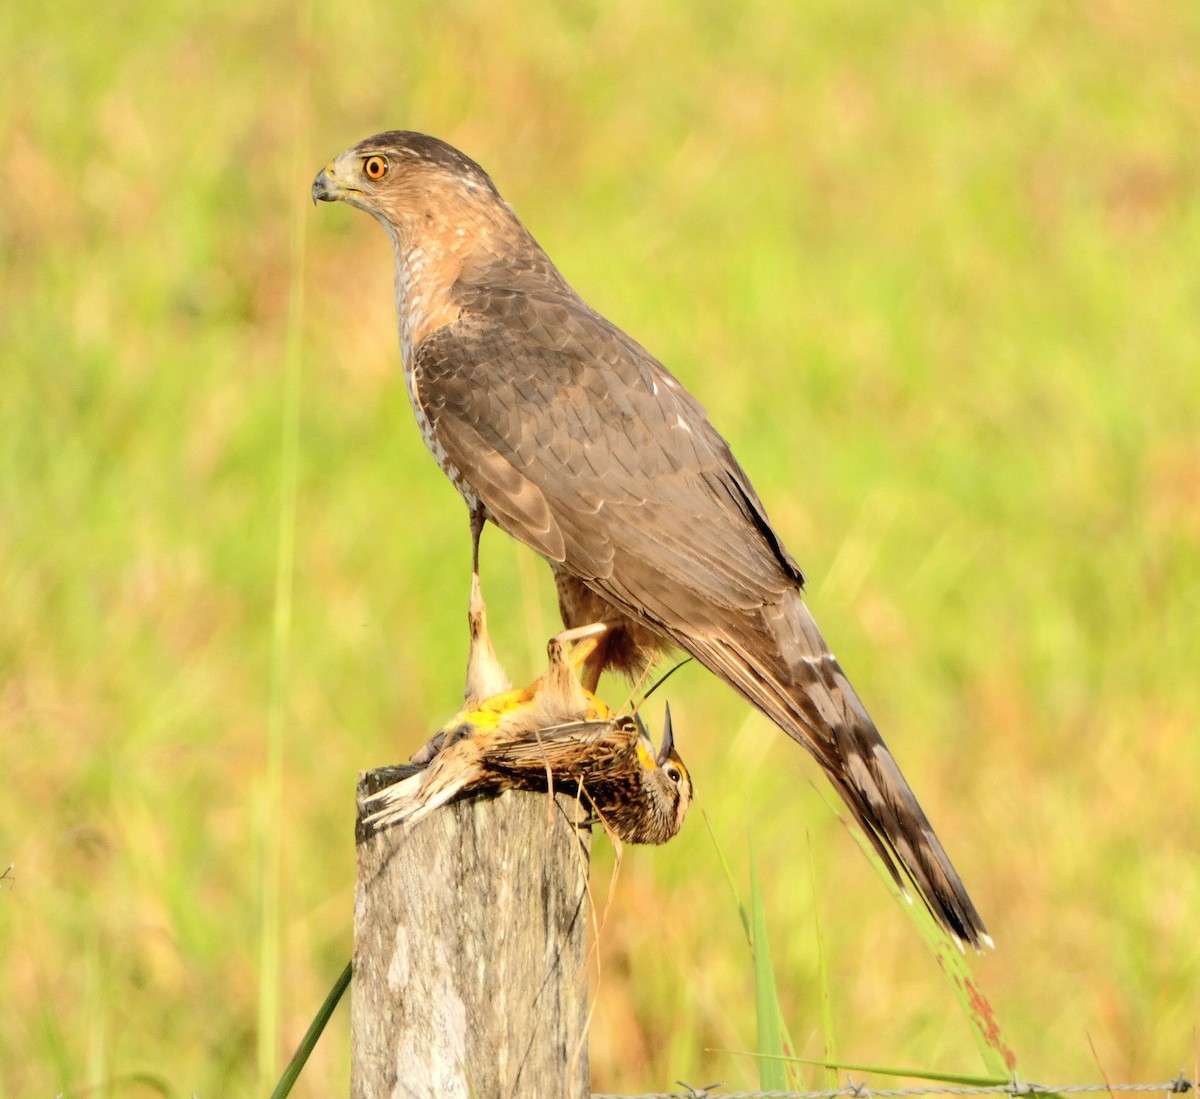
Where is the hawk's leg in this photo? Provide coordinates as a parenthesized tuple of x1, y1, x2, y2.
(409, 518, 611, 768)
(464, 505, 511, 707)
(411, 508, 512, 767)
(552, 569, 669, 692)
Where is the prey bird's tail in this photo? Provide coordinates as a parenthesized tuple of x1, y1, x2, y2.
(685, 591, 990, 951)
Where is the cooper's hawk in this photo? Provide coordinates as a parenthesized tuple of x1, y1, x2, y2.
(313, 131, 989, 949)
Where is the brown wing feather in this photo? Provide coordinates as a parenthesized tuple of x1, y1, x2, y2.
(416, 285, 797, 606)
(414, 279, 987, 947)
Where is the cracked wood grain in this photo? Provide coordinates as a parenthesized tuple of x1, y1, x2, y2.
(353, 773, 592, 1099)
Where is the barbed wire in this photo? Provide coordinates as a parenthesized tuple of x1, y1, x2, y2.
(593, 1073, 1194, 1099)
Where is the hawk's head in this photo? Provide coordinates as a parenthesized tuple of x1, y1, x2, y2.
(313, 131, 565, 356)
(312, 130, 503, 236)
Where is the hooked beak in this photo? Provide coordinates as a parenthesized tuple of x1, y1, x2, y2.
(311, 165, 341, 205)
(654, 703, 675, 767)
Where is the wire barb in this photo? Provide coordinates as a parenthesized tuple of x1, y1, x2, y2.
(676, 1083, 726, 1099)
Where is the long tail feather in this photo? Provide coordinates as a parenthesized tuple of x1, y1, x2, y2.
(680, 594, 989, 950)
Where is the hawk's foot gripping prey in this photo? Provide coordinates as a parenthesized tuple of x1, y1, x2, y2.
(316, 131, 990, 949)
(362, 624, 693, 846)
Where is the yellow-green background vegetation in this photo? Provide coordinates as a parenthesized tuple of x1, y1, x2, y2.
(3, 2, 1198, 1095)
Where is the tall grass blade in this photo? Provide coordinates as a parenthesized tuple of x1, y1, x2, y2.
(258, 13, 312, 1086)
(721, 1050, 1007, 1086)
(269, 961, 352, 1099)
(702, 810, 750, 944)
(809, 836, 838, 1092)
(706, 814, 802, 1088)
(749, 848, 788, 1092)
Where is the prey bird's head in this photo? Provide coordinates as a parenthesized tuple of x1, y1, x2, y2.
(630, 704, 693, 843)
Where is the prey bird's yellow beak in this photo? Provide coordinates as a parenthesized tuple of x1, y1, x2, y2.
(311, 164, 341, 205)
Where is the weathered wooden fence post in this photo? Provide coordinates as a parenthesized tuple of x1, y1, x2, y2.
(352, 768, 592, 1099)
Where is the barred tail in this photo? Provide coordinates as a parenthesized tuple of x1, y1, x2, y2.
(683, 593, 990, 950)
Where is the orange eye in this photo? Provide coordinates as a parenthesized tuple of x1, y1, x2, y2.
(363, 155, 388, 181)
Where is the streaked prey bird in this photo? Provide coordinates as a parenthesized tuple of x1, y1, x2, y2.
(362, 623, 692, 846)
(313, 131, 989, 949)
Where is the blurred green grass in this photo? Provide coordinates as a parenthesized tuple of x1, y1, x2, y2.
(3, 1, 1199, 1095)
